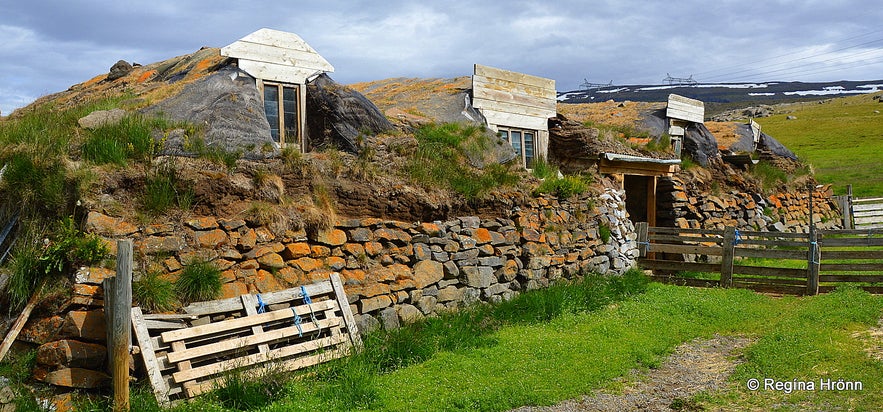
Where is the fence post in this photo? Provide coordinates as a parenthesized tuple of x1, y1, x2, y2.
(104, 239, 133, 412)
(635, 222, 649, 258)
(806, 230, 820, 295)
(836, 195, 853, 229)
(720, 227, 736, 288)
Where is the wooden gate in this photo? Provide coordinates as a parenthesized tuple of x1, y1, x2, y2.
(636, 223, 883, 295)
(131, 273, 360, 406)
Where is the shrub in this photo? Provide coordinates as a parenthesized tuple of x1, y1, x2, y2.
(530, 156, 559, 180)
(4, 218, 108, 309)
(81, 114, 168, 165)
(599, 223, 612, 243)
(534, 175, 591, 198)
(175, 259, 222, 303)
(133, 271, 177, 312)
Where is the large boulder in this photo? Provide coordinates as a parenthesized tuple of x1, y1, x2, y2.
(683, 123, 721, 166)
(142, 66, 275, 160)
(726, 124, 797, 159)
(106, 60, 134, 81)
(305, 74, 394, 153)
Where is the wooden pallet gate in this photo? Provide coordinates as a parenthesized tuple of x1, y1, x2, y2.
(131, 273, 361, 406)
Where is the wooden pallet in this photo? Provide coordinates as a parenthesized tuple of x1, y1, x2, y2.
(131, 273, 361, 406)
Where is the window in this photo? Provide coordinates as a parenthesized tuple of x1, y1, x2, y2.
(261, 81, 300, 146)
(498, 127, 536, 168)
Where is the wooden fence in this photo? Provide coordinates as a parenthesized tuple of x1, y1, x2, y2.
(131, 273, 361, 406)
(834, 185, 883, 230)
(636, 223, 883, 295)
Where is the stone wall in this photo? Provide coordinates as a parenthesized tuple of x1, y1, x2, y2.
(19, 189, 638, 389)
(657, 176, 842, 232)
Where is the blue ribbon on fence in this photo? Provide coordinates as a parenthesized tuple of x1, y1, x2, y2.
(291, 307, 303, 337)
(637, 241, 651, 252)
(256, 294, 267, 314)
(301, 285, 312, 304)
(733, 230, 742, 246)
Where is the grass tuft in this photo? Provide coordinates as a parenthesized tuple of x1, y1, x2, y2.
(133, 271, 178, 312)
(175, 259, 222, 304)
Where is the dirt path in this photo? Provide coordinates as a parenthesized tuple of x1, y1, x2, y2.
(511, 335, 752, 412)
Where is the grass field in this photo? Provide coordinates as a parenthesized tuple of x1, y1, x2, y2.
(52, 274, 881, 412)
(756, 92, 883, 197)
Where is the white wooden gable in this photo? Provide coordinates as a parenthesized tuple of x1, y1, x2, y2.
(472, 64, 557, 132)
(666, 94, 704, 124)
(221, 28, 333, 84)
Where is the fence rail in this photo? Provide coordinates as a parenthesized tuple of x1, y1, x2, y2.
(636, 223, 883, 295)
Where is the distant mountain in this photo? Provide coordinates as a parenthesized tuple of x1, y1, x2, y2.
(557, 80, 883, 114)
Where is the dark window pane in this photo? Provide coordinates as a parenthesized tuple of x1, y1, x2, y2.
(511, 131, 522, 155)
(263, 86, 280, 143)
(498, 130, 509, 143)
(282, 87, 298, 143)
(524, 132, 535, 166)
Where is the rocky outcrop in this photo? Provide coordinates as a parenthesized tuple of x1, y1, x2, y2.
(142, 66, 275, 160)
(106, 60, 134, 81)
(305, 74, 395, 153)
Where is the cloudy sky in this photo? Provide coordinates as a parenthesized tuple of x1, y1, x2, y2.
(2, 0, 882, 115)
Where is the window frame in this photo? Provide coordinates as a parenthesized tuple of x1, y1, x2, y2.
(258, 80, 302, 149)
(497, 126, 537, 168)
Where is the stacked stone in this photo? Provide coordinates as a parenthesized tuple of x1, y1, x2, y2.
(657, 177, 841, 232)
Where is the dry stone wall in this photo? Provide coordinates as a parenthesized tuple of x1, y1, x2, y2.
(657, 176, 841, 232)
(19, 190, 638, 388)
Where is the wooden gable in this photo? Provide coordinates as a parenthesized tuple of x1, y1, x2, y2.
(221, 28, 333, 84)
(472, 64, 556, 132)
(666, 94, 704, 124)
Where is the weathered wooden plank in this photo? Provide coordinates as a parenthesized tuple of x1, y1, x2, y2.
(240, 294, 270, 355)
(638, 259, 719, 273)
(183, 281, 333, 315)
(472, 96, 557, 119)
(720, 227, 736, 287)
(649, 243, 723, 256)
(735, 230, 809, 239)
(819, 237, 883, 247)
(473, 75, 557, 104)
(184, 350, 341, 398)
(142, 314, 200, 321)
(853, 203, 883, 212)
(731, 275, 807, 285)
(636, 222, 649, 257)
(474, 64, 555, 90)
(478, 107, 550, 131)
(731, 265, 807, 278)
(648, 227, 724, 235)
(220, 42, 332, 72)
(598, 160, 679, 177)
(163, 300, 336, 343)
(166, 317, 341, 364)
(854, 216, 883, 225)
(666, 94, 704, 123)
(173, 334, 348, 384)
(819, 263, 883, 272)
(143, 319, 188, 330)
(236, 60, 324, 85)
(732, 239, 809, 248)
(819, 274, 883, 283)
(132, 307, 172, 407)
(330, 272, 362, 349)
(819, 228, 883, 236)
(229, 28, 316, 52)
(648, 234, 722, 244)
(734, 248, 807, 260)
(820, 250, 883, 260)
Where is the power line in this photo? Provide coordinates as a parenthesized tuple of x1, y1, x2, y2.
(692, 28, 883, 78)
(700, 37, 883, 82)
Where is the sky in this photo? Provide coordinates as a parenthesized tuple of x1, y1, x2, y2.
(2, 0, 882, 115)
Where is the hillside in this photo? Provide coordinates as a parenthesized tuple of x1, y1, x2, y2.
(558, 80, 883, 116)
(754, 92, 883, 197)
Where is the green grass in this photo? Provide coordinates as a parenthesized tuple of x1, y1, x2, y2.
(406, 123, 520, 200)
(133, 271, 178, 312)
(757, 92, 883, 197)
(175, 259, 222, 304)
(121, 274, 883, 412)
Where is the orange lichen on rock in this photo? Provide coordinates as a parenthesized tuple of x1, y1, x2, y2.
(137, 70, 157, 83)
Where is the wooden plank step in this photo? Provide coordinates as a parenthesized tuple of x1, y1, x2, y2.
(173, 334, 348, 384)
(162, 300, 336, 343)
(166, 317, 342, 364)
(182, 282, 334, 315)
